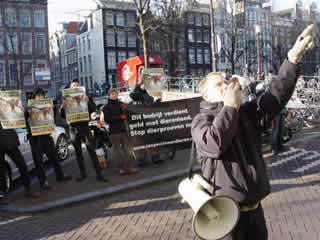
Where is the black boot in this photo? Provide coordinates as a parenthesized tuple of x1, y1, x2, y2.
(96, 175, 108, 182)
(40, 182, 52, 192)
(57, 175, 72, 182)
(76, 173, 87, 182)
(24, 189, 40, 198)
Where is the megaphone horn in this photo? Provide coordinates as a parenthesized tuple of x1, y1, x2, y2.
(179, 175, 240, 240)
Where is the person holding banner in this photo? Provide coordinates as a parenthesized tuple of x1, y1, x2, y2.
(60, 79, 108, 182)
(101, 89, 138, 175)
(25, 88, 72, 191)
(0, 119, 40, 203)
(190, 25, 314, 239)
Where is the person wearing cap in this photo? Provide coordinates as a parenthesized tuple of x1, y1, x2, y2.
(25, 88, 72, 191)
(191, 25, 314, 239)
(60, 79, 108, 182)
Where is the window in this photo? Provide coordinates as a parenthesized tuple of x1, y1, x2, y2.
(7, 32, 19, 54)
(107, 51, 116, 69)
(196, 30, 202, 43)
(88, 55, 92, 72)
(78, 39, 81, 53)
(203, 30, 209, 43)
(0, 33, 4, 55)
(117, 31, 126, 47)
(106, 12, 114, 25)
(23, 62, 33, 85)
(128, 51, 136, 58)
(6, 8, 17, 27)
(9, 63, 18, 86)
(22, 33, 32, 54)
(127, 13, 135, 26)
(189, 48, 195, 64)
(195, 15, 202, 26)
(116, 13, 124, 26)
(188, 29, 194, 42)
(87, 36, 91, 50)
(90, 76, 93, 89)
(85, 77, 88, 89)
(197, 48, 203, 64)
(84, 56, 87, 72)
(0, 11, 2, 26)
(118, 51, 126, 62)
(187, 13, 194, 24)
(204, 48, 210, 64)
(20, 9, 31, 27)
(106, 30, 115, 46)
(128, 32, 136, 47)
(79, 58, 82, 72)
(203, 14, 209, 26)
(0, 63, 5, 86)
(36, 33, 46, 54)
(34, 11, 45, 28)
(82, 37, 86, 52)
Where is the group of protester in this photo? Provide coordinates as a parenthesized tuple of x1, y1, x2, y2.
(0, 74, 163, 204)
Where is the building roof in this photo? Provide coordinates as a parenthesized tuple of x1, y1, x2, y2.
(97, 0, 136, 9)
(66, 21, 83, 34)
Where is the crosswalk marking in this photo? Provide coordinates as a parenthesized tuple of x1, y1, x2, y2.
(293, 151, 320, 173)
(269, 148, 308, 167)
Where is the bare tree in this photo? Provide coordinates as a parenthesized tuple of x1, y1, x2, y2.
(133, 0, 152, 68)
(215, 0, 247, 74)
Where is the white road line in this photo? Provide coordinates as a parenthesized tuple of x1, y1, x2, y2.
(293, 151, 320, 173)
(0, 216, 31, 226)
(269, 148, 307, 167)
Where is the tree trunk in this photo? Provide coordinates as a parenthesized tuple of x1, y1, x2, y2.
(140, 16, 150, 69)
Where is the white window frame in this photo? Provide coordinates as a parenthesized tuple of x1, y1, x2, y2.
(107, 51, 116, 69)
(23, 61, 33, 85)
(20, 9, 31, 28)
(22, 32, 32, 54)
(36, 33, 46, 55)
(34, 10, 45, 28)
(116, 13, 125, 26)
(118, 51, 126, 63)
(188, 29, 194, 42)
(7, 32, 19, 55)
(106, 29, 115, 46)
(6, 8, 17, 27)
(189, 48, 195, 64)
(127, 13, 135, 27)
(0, 62, 6, 87)
(8, 61, 20, 87)
(204, 48, 210, 64)
(106, 12, 114, 25)
(197, 48, 203, 64)
(117, 31, 126, 47)
(128, 32, 136, 47)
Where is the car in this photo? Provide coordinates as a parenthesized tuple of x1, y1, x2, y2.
(2, 126, 70, 191)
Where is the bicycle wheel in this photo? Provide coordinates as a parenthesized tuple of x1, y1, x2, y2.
(286, 109, 304, 133)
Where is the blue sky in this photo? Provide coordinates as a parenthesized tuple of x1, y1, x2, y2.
(48, 0, 320, 34)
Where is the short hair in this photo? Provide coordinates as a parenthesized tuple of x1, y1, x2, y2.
(72, 78, 79, 83)
(108, 88, 118, 96)
(199, 72, 224, 96)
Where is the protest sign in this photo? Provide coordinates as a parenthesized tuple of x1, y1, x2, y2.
(28, 99, 55, 136)
(0, 90, 26, 129)
(141, 68, 166, 101)
(62, 87, 89, 124)
(123, 97, 201, 152)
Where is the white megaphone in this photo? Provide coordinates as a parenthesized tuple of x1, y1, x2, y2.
(179, 174, 240, 240)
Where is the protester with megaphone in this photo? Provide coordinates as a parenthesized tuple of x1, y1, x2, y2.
(188, 25, 314, 240)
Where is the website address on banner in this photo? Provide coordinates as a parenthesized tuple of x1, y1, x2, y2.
(133, 137, 192, 151)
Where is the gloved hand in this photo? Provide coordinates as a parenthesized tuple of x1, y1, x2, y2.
(223, 80, 242, 111)
(120, 114, 126, 120)
(288, 24, 315, 64)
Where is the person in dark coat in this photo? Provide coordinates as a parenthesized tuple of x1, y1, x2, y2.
(191, 25, 314, 240)
(101, 88, 138, 175)
(60, 79, 107, 182)
(129, 81, 154, 105)
(25, 88, 72, 191)
(0, 119, 40, 202)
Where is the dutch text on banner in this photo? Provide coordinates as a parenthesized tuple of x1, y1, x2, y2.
(141, 68, 166, 101)
(28, 98, 55, 136)
(124, 97, 201, 152)
(62, 87, 89, 124)
(0, 90, 26, 129)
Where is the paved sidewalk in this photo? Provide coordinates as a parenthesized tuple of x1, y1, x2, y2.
(0, 147, 199, 213)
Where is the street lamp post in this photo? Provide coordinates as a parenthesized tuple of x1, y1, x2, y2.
(210, 0, 217, 72)
(255, 23, 262, 80)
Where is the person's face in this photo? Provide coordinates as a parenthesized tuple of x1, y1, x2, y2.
(109, 91, 118, 100)
(35, 94, 44, 100)
(140, 83, 145, 90)
(70, 82, 79, 88)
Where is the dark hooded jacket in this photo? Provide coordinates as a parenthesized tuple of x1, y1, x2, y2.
(102, 99, 126, 135)
(129, 84, 154, 105)
(191, 60, 299, 206)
